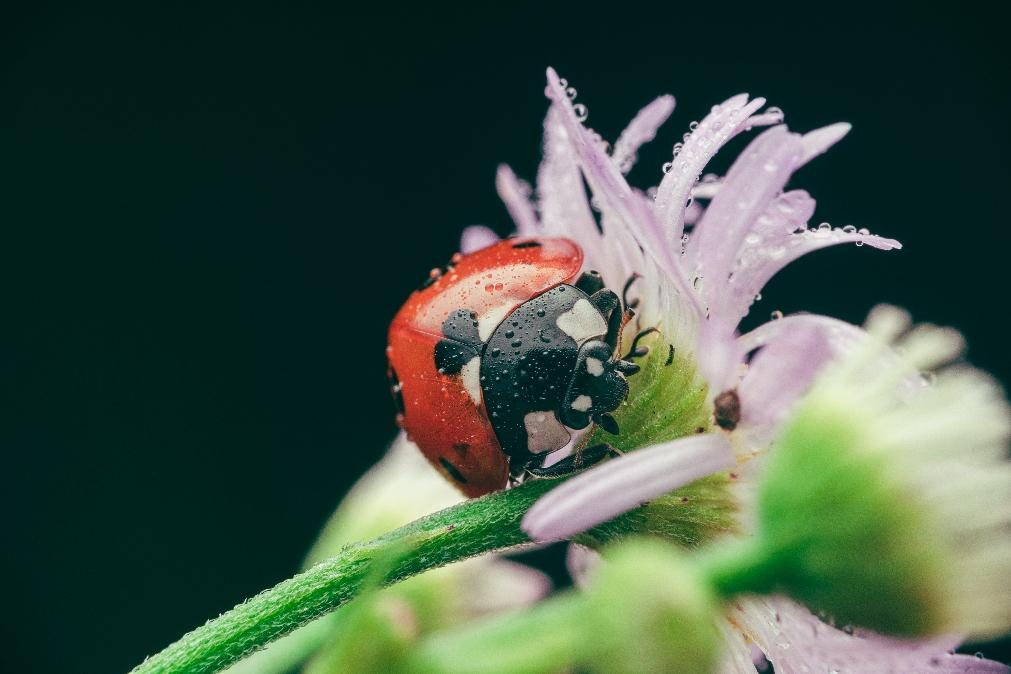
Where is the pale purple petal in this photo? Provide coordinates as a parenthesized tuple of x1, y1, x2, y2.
(536, 106, 600, 249)
(565, 542, 601, 589)
(739, 313, 869, 356)
(684, 198, 705, 225)
(687, 126, 804, 307)
(459, 225, 500, 253)
(611, 95, 676, 174)
(521, 434, 735, 541)
(543, 68, 704, 320)
(737, 321, 833, 436)
(709, 189, 817, 323)
(655, 93, 768, 245)
(724, 223, 900, 327)
(798, 122, 852, 167)
(697, 317, 745, 396)
(465, 559, 553, 615)
(731, 597, 1010, 674)
(716, 621, 761, 674)
(495, 164, 539, 236)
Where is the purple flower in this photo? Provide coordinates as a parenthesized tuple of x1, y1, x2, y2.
(463, 66, 901, 539)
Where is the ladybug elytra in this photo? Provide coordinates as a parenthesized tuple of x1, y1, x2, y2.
(386, 237, 644, 496)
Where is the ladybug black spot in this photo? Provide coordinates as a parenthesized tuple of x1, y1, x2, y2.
(439, 458, 468, 484)
(511, 240, 542, 249)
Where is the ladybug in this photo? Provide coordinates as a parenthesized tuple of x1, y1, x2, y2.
(386, 237, 645, 496)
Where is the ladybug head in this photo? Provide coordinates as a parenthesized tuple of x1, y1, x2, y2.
(559, 340, 638, 432)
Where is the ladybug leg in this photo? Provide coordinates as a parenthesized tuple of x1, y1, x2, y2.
(527, 443, 620, 479)
(622, 273, 642, 310)
(622, 326, 660, 361)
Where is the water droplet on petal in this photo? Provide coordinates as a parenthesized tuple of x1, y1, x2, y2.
(770, 310, 783, 320)
(672, 142, 683, 156)
(818, 222, 832, 231)
(766, 105, 784, 121)
(689, 121, 699, 131)
(572, 103, 588, 122)
(842, 225, 857, 233)
(662, 161, 674, 174)
(566, 86, 577, 99)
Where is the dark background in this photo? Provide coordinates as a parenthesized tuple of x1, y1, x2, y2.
(2, 2, 1008, 672)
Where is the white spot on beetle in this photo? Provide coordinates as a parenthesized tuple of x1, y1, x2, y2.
(523, 411, 571, 454)
(570, 394, 593, 412)
(585, 357, 605, 376)
(556, 299, 608, 346)
(460, 356, 482, 405)
(478, 304, 513, 342)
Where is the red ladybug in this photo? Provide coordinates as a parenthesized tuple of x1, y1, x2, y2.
(386, 237, 643, 496)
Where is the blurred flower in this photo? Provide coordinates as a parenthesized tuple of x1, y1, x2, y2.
(408, 538, 722, 674)
(724, 305, 1011, 640)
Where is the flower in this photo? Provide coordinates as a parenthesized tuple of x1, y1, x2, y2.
(458, 69, 1009, 671)
(721, 305, 1011, 640)
(464, 66, 901, 540)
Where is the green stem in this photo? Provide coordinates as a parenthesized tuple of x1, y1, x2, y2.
(701, 537, 783, 599)
(131, 479, 559, 674)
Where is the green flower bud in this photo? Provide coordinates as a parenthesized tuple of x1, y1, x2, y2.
(706, 306, 1011, 639)
(585, 538, 722, 674)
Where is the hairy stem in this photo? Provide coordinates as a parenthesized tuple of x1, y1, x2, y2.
(132, 479, 559, 674)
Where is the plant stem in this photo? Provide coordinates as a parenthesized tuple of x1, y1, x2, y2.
(131, 479, 558, 674)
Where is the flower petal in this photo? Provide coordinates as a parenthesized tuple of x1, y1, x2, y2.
(799, 122, 852, 167)
(543, 68, 704, 327)
(714, 189, 901, 327)
(536, 106, 600, 247)
(459, 225, 500, 253)
(687, 126, 804, 308)
(521, 434, 735, 541)
(611, 95, 676, 174)
(565, 542, 601, 589)
(655, 93, 768, 245)
(737, 320, 833, 438)
(730, 597, 1010, 674)
(495, 164, 539, 236)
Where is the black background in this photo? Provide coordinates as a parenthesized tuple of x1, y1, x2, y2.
(2, 2, 1008, 672)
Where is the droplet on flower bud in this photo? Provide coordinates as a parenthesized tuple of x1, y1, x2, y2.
(573, 103, 588, 122)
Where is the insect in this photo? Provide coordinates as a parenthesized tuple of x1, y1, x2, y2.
(386, 236, 647, 496)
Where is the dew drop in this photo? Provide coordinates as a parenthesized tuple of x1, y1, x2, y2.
(770, 310, 783, 320)
(766, 105, 784, 121)
(572, 103, 589, 122)
(817, 222, 832, 231)
(689, 120, 699, 131)
(672, 142, 683, 156)
(662, 161, 674, 174)
(566, 86, 577, 99)
(842, 225, 857, 234)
